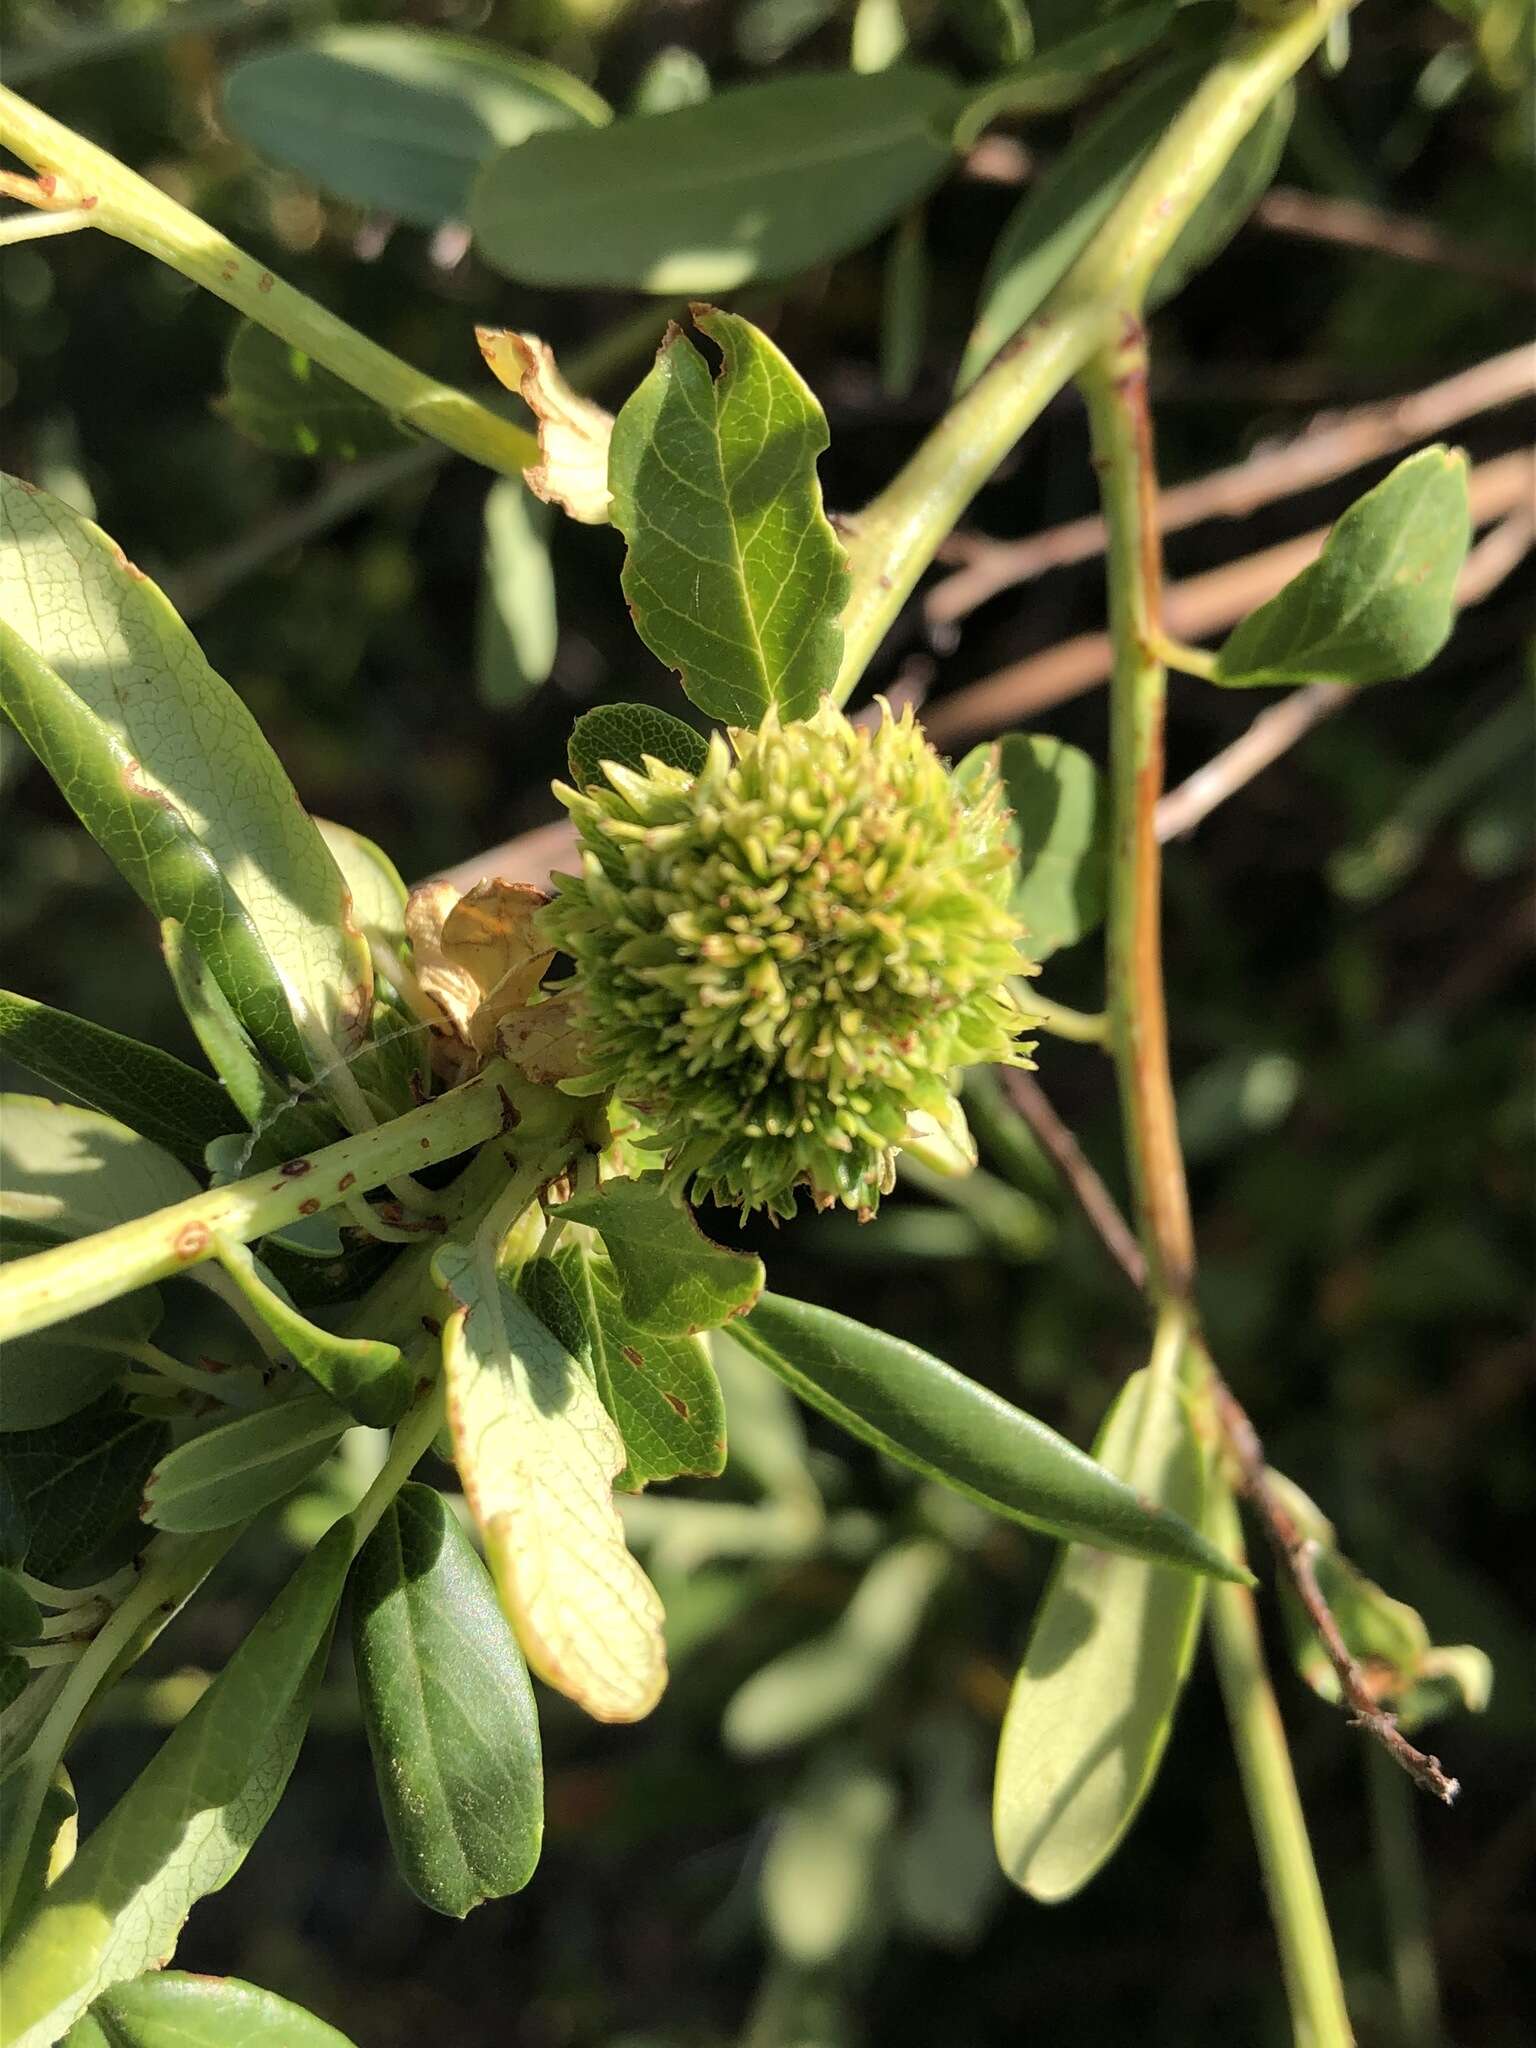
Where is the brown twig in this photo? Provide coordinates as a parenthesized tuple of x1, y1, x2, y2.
(924, 447, 1536, 749)
(994, 1069, 1147, 1293)
(1208, 1373, 1461, 1806)
(928, 344, 1535, 626)
(1254, 187, 1536, 295)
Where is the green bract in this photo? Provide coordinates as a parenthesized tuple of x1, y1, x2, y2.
(542, 703, 1036, 1219)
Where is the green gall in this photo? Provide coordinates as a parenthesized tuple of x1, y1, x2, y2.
(541, 702, 1037, 1219)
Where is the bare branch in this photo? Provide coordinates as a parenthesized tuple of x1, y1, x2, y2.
(928, 345, 1535, 626)
(1209, 1372, 1461, 1806)
(1254, 187, 1536, 295)
(993, 1069, 1147, 1294)
(924, 448, 1536, 749)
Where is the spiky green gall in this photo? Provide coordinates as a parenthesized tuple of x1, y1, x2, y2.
(541, 702, 1037, 1218)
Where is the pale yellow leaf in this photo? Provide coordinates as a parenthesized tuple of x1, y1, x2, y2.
(436, 1240, 667, 1723)
(477, 328, 614, 525)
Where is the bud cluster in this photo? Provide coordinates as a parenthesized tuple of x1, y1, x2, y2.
(541, 703, 1036, 1218)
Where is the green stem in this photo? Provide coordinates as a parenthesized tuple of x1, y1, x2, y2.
(1083, 340, 1196, 1302)
(1365, 1741, 1445, 2048)
(349, 1380, 449, 1549)
(0, 86, 538, 479)
(1021, 990, 1112, 1046)
(0, 1066, 516, 1345)
(831, 0, 1347, 703)
(1208, 1483, 1356, 2048)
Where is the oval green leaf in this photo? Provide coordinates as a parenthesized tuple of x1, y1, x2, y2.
(142, 1393, 347, 1534)
(1, 1097, 198, 1243)
(471, 67, 960, 292)
(0, 994, 240, 1174)
(736, 1294, 1242, 1578)
(221, 323, 416, 462)
(0, 479, 372, 1089)
(608, 309, 849, 726)
(476, 479, 557, 709)
(723, 1537, 947, 1755)
(548, 1245, 728, 1488)
(992, 1365, 1210, 1902)
(223, 27, 609, 228)
(566, 703, 709, 792)
(557, 1174, 764, 1336)
(65, 1973, 359, 2048)
(0, 1394, 167, 1578)
(351, 1483, 543, 1917)
(962, 732, 1108, 959)
(0, 1526, 351, 2048)
(1215, 447, 1473, 688)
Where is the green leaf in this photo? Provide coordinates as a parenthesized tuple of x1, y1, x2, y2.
(959, 49, 1210, 389)
(566, 703, 709, 791)
(351, 1484, 543, 1917)
(158, 921, 339, 1166)
(0, 1527, 350, 2048)
(630, 45, 712, 115)
(607, 310, 850, 727)
(0, 1267, 157, 1432)
(471, 67, 960, 292)
(1147, 82, 1293, 309)
(955, 4, 1177, 142)
(736, 1295, 1242, 1577)
(221, 323, 416, 462)
(557, 1175, 764, 1336)
(0, 1395, 167, 1578)
(760, 1750, 899, 1966)
(0, 1570, 41, 1647)
(209, 1239, 408, 1428)
(1, 1096, 198, 1242)
(433, 1239, 667, 1723)
(547, 1246, 728, 1488)
(0, 994, 240, 1174)
(965, 733, 1108, 959)
(314, 822, 408, 960)
(0, 479, 372, 1090)
(476, 479, 557, 709)
(0, 1098, 182, 1431)
(880, 207, 929, 401)
(223, 26, 609, 228)
(1215, 448, 1472, 688)
(66, 1973, 359, 2048)
(141, 1393, 346, 1535)
(723, 1538, 948, 1755)
(950, 0, 1034, 68)
(992, 1366, 1209, 1901)
(1, 1771, 76, 1956)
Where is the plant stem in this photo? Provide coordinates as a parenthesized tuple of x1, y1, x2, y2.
(1021, 991, 1111, 1045)
(1208, 1483, 1356, 2048)
(1365, 1741, 1446, 2048)
(0, 1066, 517, 1345)
(0, 87, 538, 479)
(1083, 336, 1196, 1302)
(349, 1380, 449, 1548)
(831, 0, 1347, 701)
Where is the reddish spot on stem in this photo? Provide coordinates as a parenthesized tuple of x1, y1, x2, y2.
(174, 1221, 210, 1260)
(338, 1172, 357, 1191)
(298, 1197, 321, 1216)
(257, 272, 274, 293)
(278, 1157, 312, 1178)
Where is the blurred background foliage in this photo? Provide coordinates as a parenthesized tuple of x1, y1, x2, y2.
(1, 2, 1532, 2044)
